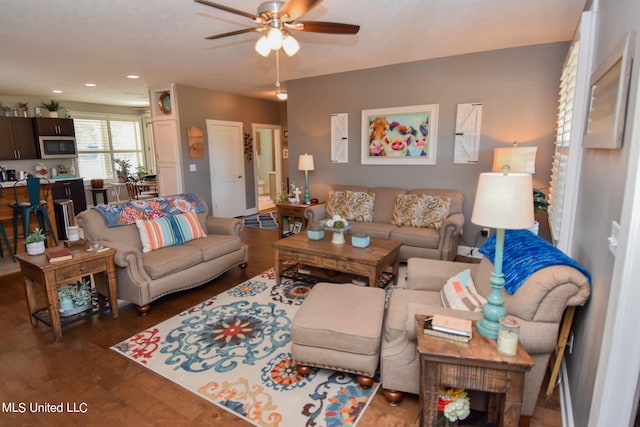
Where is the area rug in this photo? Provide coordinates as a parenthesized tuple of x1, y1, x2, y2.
(243, 211, 278, 230)
(111, 268, 387, 427)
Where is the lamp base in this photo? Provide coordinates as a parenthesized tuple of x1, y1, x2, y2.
(477, 228, 507, 340)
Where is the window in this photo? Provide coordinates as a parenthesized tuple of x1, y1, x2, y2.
(73, 113, 145, 180)
(548, 11, 595, 253)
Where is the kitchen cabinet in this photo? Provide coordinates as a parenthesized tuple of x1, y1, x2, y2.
(0, 116, 38, 160)
(51, 179, 87, 215)
(33, 117, 75, 136)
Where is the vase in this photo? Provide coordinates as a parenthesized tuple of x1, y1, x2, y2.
(59, 297, 74, 312)
(26, 241, 45, 255)
(48, 111, 59, 118)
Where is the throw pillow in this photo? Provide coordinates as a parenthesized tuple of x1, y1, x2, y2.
(346, 190, 375, 222)
(440, 269, 487, 312)
(326, 191, 349, 219)
(172, 210, 207, 243)
(135, 216, 178, 253)
(420, 196, 451, 229)
(391, 194, 427, 227)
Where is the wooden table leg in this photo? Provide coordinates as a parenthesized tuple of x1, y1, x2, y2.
(420, 359, 441, 427)
(274, 249, 282, 285)
(44, 270, 63, 342)
(22, 276, 38, 327)
(368, 267, 378, 288)
(391, 252, 400, 285)
(106, 257, 118, 318)
(503, 371, 526, 427)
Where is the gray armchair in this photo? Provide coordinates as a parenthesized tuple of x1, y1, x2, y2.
(380, 256, 590, 420)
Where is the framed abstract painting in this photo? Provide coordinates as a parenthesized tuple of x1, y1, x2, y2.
(361, 104, 438, 165)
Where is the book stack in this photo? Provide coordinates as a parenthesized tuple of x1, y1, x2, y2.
(423, 314, 472, 343)
(46, 248, 73, 263)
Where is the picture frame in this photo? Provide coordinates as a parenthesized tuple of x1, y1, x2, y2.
(292, 221, 302, 234)
(361, 104, 438, 165)
(583, 32, 635, 149)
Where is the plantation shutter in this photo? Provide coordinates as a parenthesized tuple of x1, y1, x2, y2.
(548, 11, 595, 252)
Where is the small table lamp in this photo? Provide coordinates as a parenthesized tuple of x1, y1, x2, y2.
(471, 171, 534, 339)
(298, 153, 314, 204)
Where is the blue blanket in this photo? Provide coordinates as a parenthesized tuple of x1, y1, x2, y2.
(479, 229, 591, 294)
(93, 193, 206, 227)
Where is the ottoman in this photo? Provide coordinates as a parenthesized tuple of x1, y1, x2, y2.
(291, 282, 386, 387)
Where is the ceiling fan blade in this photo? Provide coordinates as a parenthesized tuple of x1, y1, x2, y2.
(294, 21, 360, 35)
(279, 0, 322, 22)
(194, 0, 257, 20)
(205, 27, 261, 40)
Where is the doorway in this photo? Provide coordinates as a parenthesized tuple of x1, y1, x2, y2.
(252, 124, 282, 212)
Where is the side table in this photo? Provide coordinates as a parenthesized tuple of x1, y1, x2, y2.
(415, 314, 534, 427)
(276, 202, 323, 238)
(16, 246, 118, 342)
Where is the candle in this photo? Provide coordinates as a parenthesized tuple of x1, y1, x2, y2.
(497, 316, 520, 356)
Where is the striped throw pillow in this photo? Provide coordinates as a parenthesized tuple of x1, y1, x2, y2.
(172, 211, 206, 243)
(135, 216, 178, 253)
(440, 269, 487, 312)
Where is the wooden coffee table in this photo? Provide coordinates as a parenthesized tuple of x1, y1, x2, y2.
(272, 232, 401, 287)
(415, 314, 534, 426)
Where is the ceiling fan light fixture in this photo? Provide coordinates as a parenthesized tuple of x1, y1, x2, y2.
(266, 28, 283, 50)
(276, 90, 288, 101)
(282, 34, 299, 56)
(255, 35, 271, 56)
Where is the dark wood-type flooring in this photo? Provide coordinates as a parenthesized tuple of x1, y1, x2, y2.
(0, 226, 561, 426)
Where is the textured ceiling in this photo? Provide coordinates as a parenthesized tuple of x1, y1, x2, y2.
(0, 0, 585, 107)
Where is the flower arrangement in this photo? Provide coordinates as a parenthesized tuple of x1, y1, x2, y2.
(58, 278, 92, 308)
(438, 387, 470, 426)
(322, 215, 349, 229)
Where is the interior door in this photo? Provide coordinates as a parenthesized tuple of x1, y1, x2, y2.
(252, 124, 282, 211)
(152, 120, 183, 196)
(206, 120, 246, 217)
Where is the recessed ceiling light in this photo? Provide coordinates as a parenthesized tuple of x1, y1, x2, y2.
(84, 83, 96, 87)
(126, 74, 140, 79)
(52, 90, 63, 93)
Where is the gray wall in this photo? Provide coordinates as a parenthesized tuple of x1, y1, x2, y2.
(287, 43, 568, 245)
(175, 84, 283, 210)
(567, 0, 640, 424)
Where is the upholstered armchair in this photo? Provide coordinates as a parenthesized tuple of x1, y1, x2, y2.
(380, 256, 590, 421)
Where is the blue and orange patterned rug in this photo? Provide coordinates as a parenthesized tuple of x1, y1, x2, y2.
(111, 268, 379, 427)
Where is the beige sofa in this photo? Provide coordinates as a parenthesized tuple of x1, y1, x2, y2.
(76, 194, 248, 314)
(380, 257, 591, 420)
(304, 185, 464, 261)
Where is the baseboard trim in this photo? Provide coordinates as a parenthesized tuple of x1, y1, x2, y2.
(457, 245, 484, 259)
(559, 360, 575, 427)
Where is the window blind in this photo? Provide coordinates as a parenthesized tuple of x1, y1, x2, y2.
(547, 11, 595, 253)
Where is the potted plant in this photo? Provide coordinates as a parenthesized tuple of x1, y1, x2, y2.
(113, 158, 132, 182)
(24, 227, 46, 255)
(17, 102, 29, 117)
(41, 99, 61, 118)
(136, 165, 148, 180)
(57, 278, 92, 316)
(530, 189, 549, 235)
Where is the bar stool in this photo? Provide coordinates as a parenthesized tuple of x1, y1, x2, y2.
(0, 186, 16, 262)
(10, 177, 58, 253)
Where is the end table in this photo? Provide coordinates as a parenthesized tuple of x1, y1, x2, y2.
(415, 314, 534, 426)
(16, 245, 118, 342)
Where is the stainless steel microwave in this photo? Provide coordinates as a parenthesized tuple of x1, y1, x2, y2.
(38, 136, 77, 159)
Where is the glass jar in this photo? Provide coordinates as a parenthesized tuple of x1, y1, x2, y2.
(497, 316, 520, 356)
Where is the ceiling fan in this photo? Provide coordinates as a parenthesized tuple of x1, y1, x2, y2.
(195, 0, 360, 56)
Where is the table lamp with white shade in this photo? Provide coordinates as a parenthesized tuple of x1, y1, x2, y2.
(298, 153, 314, 204)
(471, 171, 534, 339)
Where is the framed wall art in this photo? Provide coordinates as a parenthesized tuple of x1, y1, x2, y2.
(361, 104, 438, 165)
(583, 32, 635, 149)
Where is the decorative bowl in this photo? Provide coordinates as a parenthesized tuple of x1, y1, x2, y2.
(351, 233, 370, 248)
